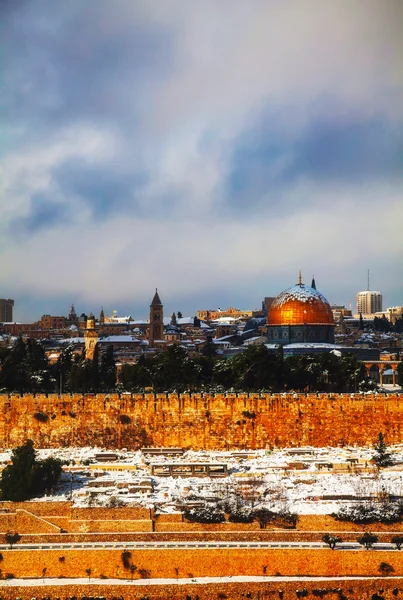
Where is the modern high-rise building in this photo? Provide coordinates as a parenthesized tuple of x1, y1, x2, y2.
(356, 291, 382, 315)
(0, 299, 14, 322)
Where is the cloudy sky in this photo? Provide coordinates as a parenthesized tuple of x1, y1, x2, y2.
(1, 0, 402, 321)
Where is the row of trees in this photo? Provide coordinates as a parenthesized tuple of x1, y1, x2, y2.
(121, 344, 382, 393)
(372, 315, 403, 334)
(323, 531, 403, 554)
(1, 337, 402, 394)
(0, 338, 116, 394)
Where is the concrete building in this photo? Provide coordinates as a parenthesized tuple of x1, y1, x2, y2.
(0, 299, 14, 322)
(356, 291, 382, 315)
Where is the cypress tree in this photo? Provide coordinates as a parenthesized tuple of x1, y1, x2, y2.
(373, 433, 393, 468)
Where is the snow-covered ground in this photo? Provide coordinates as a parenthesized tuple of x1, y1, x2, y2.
(2, 445, 403, 515)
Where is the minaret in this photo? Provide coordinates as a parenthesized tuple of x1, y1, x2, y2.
(84, 313, 98, 360)
(311, 276, 316, 290)
(149, 289, 164, 347)
(298, 270, 303, 285)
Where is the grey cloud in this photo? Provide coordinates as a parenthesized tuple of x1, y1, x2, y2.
(1, 0, 175, 136)
(10, 193, 69, 235)
(225, 110, 403, 213)
(51, 159, 148, 219)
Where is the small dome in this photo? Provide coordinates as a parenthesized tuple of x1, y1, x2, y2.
(268, 283, 334, 326)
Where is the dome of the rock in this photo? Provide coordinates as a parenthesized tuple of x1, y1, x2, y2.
(267, 275, 335, 345)
(268, 284, 334, 326)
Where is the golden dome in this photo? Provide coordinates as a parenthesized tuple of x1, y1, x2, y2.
(268, 282, 334, 326)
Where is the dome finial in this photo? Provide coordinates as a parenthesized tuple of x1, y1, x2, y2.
(298, 270, 302, 285)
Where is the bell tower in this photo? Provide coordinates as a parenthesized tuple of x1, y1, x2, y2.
(149, 289, 164, 347)
(84, 313, 98, 360)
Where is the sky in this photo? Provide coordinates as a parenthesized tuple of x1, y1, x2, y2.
(0, 0, 402, 322)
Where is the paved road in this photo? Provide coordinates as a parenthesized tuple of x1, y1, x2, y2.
(0, 541, 398, 551)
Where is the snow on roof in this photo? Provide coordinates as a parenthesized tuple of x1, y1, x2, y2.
(284, 343, 342, 349)
(59, 337, 84, 344)
(271, 283, 330, 309)
(100, 335, 140, 343)
(211, 316, 239, 323)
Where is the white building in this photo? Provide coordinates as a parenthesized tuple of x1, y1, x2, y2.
(356, 291, 382, 315)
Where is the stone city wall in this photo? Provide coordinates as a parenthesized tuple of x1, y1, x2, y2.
(0, 393, 402, 450)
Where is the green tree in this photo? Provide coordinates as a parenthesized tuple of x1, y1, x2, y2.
(391, 535, 403, 550)
(373, 433, 393, 468)
(100, 345, 116, 390)
(357, 531, 378, 549)
(322, 534, 342, 550)
(0, 440, 62, 501)
(5, 532, 21, 549)
(254, 507, 275, 529)
(91, 343, 100, 391)
(0, 338, 53, 393)
(202, 336, 217, 358)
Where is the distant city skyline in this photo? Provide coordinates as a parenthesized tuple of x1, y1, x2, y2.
(1, 1, 402, 321)
(7, 271, 402, 323)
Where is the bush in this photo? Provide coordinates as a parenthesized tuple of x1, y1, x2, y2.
(33, 412, 49, 423)
(228, 508, 254, 523)
(184, 504, 225, 524)
(253, 507, 275, 529)
(119, 414, 131, 424)
(379, 562, 394, 575)
(334, 502, 403, 524)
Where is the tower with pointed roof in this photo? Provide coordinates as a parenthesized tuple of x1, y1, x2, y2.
(99, 307, 105, 325)
(149, 289, 164, 346)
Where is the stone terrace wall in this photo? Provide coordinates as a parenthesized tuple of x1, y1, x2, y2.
(0, 393, 402, 449)
(4, 578, 403, 600)
(1, 547, 403, 579)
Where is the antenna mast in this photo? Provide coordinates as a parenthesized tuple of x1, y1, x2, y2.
(367, 269, 370, 291)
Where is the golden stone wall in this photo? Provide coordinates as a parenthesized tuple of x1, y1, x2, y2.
(1, 547, 403, 579)
(0, 392, 402, 450)
(3, 579, 403, 600)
